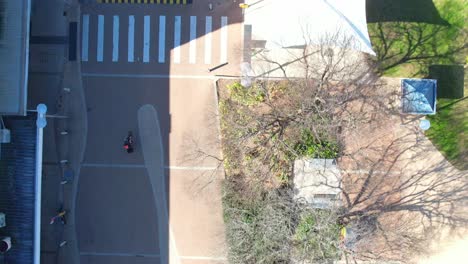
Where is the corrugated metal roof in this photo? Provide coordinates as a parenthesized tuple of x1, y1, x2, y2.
(0, 116, 36, 264)
(0, 0, 31, 115)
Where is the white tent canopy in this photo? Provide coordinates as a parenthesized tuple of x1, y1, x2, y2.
(244, 0, 375, 55)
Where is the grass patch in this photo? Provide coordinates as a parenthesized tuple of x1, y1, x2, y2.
(227, 82, 266, 106)
(426, 96, 468, 170)
(366, 0, 449, 24)
(368, 0, 467, 77)
(222, 181, 343, 264)
(218, 79, 345, 263)
(294, 129, 340, 159)
(293, 209, 342, 262)
(368, 0, 467, 169)
(429, 64, 464, 98)
(222, 181, 296, 264)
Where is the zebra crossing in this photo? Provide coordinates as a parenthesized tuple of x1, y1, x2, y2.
(81, 14, 230, 65)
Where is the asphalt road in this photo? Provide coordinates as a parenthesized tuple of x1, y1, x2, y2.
(75, 1, 242, 263)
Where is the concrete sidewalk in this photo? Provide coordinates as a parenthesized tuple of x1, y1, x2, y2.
(35, 0, 87, 264)
(33, 0, 86, 263)
(55, 1, 87, 264)
(338, 77, 468, 262)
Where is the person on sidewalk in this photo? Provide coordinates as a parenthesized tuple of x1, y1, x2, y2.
(50, 210, 66, 225)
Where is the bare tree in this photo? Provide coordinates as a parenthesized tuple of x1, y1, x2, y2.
(219, 33, 384, 184)
(334, 128, 468, 262)
(190, 32, 468, 263)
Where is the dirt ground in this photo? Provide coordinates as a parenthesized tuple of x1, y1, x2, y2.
(338, 77, 468, 263)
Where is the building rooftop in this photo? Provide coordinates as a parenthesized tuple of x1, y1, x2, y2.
(244, 0, 375, 55)
(293, 159, 342, 209)
(0, 0, 31, 115)
(401, 78, 437, 115)
(0, 116, 37, 264)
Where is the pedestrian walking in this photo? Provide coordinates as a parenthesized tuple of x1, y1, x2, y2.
(50, 210, 66, 225)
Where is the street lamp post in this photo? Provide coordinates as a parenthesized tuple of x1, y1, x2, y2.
(34, 104, 47, 264)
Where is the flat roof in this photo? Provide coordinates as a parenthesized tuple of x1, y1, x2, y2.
(0, 0, 31, 116)
(244, 0, 375, 55)
(294, 159, 342, 208)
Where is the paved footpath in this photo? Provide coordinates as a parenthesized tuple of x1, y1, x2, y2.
(339, 77, 468, 263)
(28, 0, 84, 263)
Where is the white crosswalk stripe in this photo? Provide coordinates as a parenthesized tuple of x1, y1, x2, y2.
(174, 16, 181, 64)
(158, 15, 166, 63)
(128, 15, 135, 62)
(220, 16, 228, 64)
(143, 16, 151, 63)
(204, 16, 212, 65)
(97, 15, 104, 62)
(81, 14, 229, 65)
(189, 16, 197, 64)
(112, 16, 119, 62)
(82, 14, 89, 62)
